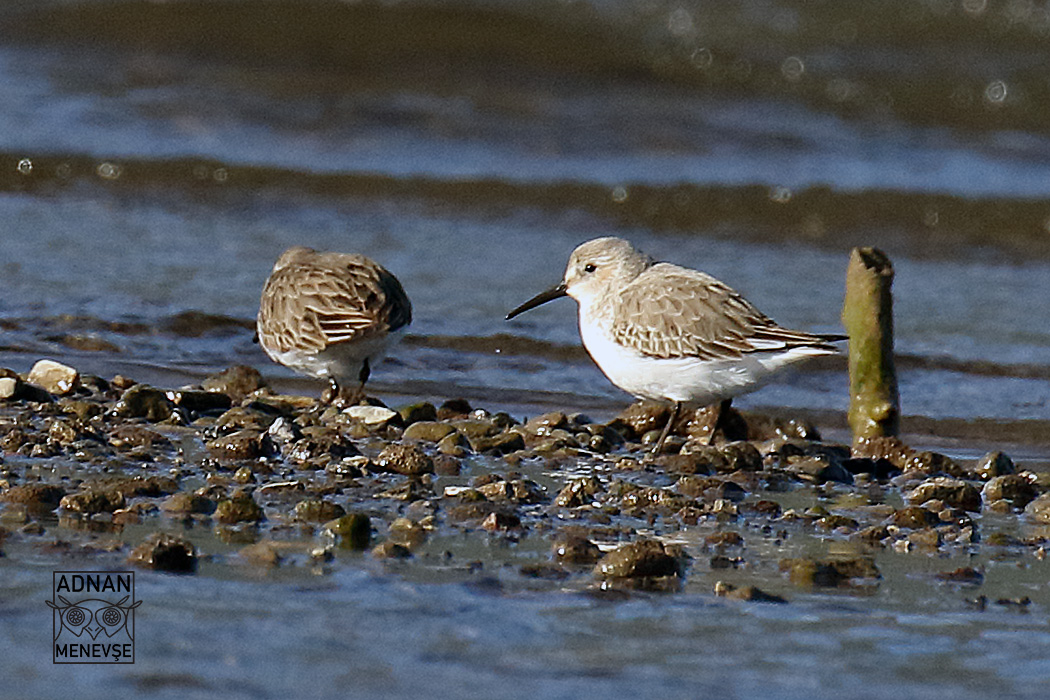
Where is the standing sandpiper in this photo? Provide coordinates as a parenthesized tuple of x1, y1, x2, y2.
(257, 246, 412, 403)
(506, 237, 844, 452)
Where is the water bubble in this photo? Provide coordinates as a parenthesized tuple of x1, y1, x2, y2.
(780, 56, 804, 82)
(192, 165, 210, 180)
(985, 79, 1008, 103)
(667, 8, 695, 38)
(826, 78, 855, 102)
(690, 47, 713, 69)
(923, 209, 939, 227)
(96, 162, 122, 180)
(611, 186, 628, 203)
(769, 186, 792, 204)
(962, 0, 988, 16)
(213, 168, 229, 183)
(16, 158, 32, 175)
(55, 162, 72, 179)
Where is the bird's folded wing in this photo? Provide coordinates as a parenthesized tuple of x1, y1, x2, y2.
(612, 265, 832, 360)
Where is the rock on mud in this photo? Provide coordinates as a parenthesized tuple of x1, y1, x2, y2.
(27, 359, 79, 395)
(128, 533, 198, 573)
(593, 539, 682, 579)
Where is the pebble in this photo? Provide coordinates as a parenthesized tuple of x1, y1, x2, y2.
(127, 533, 198, 573)
(27, 359, 79, 395)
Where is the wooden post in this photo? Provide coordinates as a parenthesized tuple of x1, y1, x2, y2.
(841, 247, 900, 445)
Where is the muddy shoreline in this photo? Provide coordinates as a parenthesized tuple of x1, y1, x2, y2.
(3, 357, 1049, 610)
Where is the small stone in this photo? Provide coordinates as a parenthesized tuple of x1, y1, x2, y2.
(973, 451, 1015, 479)
(201, 365, 265, 401)
(109, 426, 169, 450)
(240, 541, 282, 567)
(607, 402, 670, 441)
(389, 517, 427, 548)
(891, 506, 939, 529)
(344, 404, 399, 428)
(593, 539, 681, 579)
(907, 527, 942, 550)
(166, 390, 232, 414)
(552, 533, 602, 565)
(982, 475, 1038, 510)
(468, 431, 525, 455)
(398, 402, 438, 425)
(294, 499, 346, 523)
(705, 532, 744, 548)
(403, 421, 456, 442)
(234, 466, 255, 484)
(436, 398, 472, 420)
(1024, 493, 1050, 524)
(481, 511, 521, 531)
(433, 454, 462, 475)
(779, 557, 879, 587)
(786, 456, 854, 485)
(0, 376, 21, 400)
(685, 403, 748, 443)
(907, 451, 964, 478)
(935, 567, 984, 584)
(714, 581, 787, 603)
(554, 477, 603, 508)
(128, 533, 197, 573)
(206, 429, 268, 461)
(160, 492, 215, 515)
(436, 431, 470, 457)
(525, 412, 569, 435)
(215, 491, 264, 523)
(112, 384, 175, 422)
(371, 541, 412, 559)
(27, 359, 79, 395)
(719, 442, 763, 472)
(851, 435, 915, 469)
(60, 489, 126, 514)
(324, 513, 371, 549)
(907, 477, 982, 512)
(2, 483, 66, 511)
(375, 443, 434, 476)
(677, 443, 730, 471)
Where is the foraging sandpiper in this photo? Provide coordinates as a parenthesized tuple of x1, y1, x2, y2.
(257, 246, 412, 403)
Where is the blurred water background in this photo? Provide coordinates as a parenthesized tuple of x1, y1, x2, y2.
(2, 1, 1050, 698)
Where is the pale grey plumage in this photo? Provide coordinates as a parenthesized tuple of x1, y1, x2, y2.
(507, 236, 844, 452)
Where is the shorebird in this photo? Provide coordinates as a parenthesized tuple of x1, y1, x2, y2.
(257, 246, 412, 403)
(506, 237, 844, 453)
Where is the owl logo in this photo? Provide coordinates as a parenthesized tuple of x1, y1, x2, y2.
(46, 595, 142, 642)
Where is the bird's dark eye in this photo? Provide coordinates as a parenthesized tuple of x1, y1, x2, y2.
(583, 263, 597, 273)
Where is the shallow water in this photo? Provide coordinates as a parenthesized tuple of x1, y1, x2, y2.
(2, 1, 1050, 698)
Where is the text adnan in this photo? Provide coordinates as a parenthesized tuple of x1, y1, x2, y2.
(55, 573, 132, 594)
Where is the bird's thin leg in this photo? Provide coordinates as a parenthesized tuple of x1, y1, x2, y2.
(350, 358, 371, 405)
(706, 398, 733, 446)
(651, 401, 681, 455)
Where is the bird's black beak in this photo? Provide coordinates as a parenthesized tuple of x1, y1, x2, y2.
(506, 283, 568, 320)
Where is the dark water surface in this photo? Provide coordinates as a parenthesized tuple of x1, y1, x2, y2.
(2, 1, 1050, 698)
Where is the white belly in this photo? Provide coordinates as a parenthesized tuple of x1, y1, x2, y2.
(261, 329, 404, 382)
(579, 317, 830, 404)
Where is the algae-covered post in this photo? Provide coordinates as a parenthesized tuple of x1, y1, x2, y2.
(842, 247, 900, 445)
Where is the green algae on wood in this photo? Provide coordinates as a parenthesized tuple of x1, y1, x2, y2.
(842, 247, 900, 445)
